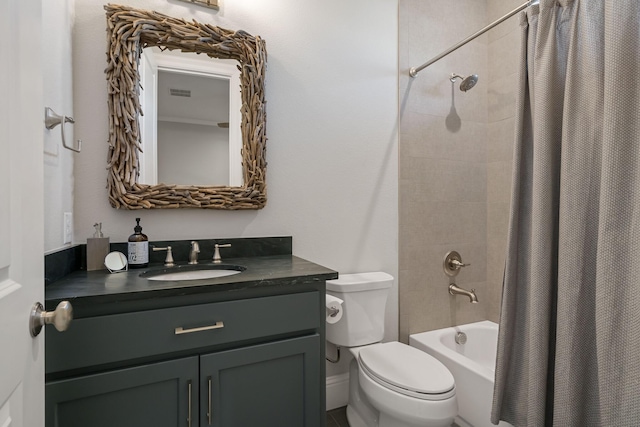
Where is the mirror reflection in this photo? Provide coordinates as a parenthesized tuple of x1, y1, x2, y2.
(138, 48, 243, 186)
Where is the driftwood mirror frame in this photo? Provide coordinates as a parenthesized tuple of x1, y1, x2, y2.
(105, 4, 267, 209)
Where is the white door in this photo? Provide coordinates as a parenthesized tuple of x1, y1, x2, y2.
(0, 0, 46, 426)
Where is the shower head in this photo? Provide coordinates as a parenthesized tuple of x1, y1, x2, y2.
(450, 73, 479, 92)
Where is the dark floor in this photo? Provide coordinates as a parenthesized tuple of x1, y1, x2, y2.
(326, 406, 460, 427)
(326, 406, 350, 427)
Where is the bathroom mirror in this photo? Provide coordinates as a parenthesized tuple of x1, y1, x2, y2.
(138, 48, 243, 187)
(105, 4, 267, 209)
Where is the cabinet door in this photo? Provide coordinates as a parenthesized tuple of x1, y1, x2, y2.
(201, 334, 322, 427)
(46, 356, 199, 427)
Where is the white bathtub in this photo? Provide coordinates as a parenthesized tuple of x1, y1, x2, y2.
(409, 321, 513, 427)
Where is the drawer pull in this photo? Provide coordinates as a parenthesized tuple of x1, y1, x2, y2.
(175, 321, 225, 335)
(187, 380, 192, 427)
(207, 376, 213, 425)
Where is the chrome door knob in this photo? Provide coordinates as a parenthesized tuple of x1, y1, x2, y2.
(30, 300, 73, 337)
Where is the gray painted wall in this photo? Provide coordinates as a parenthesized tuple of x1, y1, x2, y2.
(60, 0, 398, 391)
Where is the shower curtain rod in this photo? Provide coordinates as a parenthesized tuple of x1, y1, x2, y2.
(409, 0, 534, 77)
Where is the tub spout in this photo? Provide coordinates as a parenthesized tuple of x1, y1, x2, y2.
(449, 283, 478, 303)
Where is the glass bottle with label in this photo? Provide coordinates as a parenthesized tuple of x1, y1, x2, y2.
(128, 218, 149, 268)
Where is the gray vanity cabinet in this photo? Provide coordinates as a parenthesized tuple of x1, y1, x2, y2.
(46, 357, 198, 427)
(45, 290, 325, 427)
(201, 335, 320, 427)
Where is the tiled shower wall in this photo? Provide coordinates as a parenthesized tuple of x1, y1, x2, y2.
(399, 0, 520, 341)
(486, 0, 521, 322)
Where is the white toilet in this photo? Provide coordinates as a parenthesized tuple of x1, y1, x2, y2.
(326, 272, 457, 427)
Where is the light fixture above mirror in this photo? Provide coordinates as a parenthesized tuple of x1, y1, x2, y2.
(105, 4, 267, 209)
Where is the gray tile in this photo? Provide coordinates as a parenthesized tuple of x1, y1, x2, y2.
(487, 117, 516, 162)
(400, 114, 487, 163)
(487, 160, 513, 205)
(407, 0, 488, 57)
(487, 201, 511, 238)
(487, 0, 524, 43)
(488, 71, 518, 122)
(488, 29, 521, 84)
(400, 158, 487, 203)
(401, 200, 487, 246)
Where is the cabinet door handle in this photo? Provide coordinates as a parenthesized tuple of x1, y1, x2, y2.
(207, 376, 213, 425)
(187, 380, 192, 427)
(175, 321, 225, 335)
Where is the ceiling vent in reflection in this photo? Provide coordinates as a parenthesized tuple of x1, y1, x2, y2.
(169, 88, 191, 97)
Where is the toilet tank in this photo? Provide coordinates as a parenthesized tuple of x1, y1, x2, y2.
(326, 272, 393, 347)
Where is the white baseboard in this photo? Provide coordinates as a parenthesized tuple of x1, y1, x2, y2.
(326, 373, 350, 411)
(454, 416, 473, 427)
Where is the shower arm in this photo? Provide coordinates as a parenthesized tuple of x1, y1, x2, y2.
(409, 1, 534, 77)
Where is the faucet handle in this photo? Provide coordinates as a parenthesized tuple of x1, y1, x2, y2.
(443, 250, 470, 277)
(450, 259, 470, 268)
(153, 245, 175, 267)
(213, 243, 231, 264)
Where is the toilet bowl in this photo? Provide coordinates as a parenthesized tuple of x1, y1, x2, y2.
(326, 273, 457, 427)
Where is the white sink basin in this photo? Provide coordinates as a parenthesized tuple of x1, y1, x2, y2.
(141, 264, 246, 282)
(146, 269, 241, 281)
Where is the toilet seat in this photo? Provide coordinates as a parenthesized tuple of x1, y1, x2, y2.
(358, 342, 455, 401)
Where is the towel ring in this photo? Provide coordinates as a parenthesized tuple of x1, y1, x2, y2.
(44, 107, 82, 153)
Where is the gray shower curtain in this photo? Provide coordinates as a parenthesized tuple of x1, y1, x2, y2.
(491, 0, 640, 426)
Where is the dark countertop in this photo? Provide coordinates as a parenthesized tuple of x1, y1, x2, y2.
(45, 255, 338, 317)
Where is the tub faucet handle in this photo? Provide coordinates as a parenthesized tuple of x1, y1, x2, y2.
(450, 259, 470, 268)
(443, 250, 470, 277)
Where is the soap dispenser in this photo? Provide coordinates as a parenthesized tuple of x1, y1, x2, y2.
(128, 218, 149, 268)
(86, 222, 110, 271)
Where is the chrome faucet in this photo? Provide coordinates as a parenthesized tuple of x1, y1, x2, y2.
(449, 283, 478, 303)
(189, 241, 200, 264)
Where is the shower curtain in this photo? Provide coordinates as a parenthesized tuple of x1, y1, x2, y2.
(491, 0, 640, 426)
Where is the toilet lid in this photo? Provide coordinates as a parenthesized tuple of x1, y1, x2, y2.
(358, 342, 455, 398)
